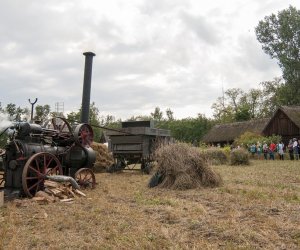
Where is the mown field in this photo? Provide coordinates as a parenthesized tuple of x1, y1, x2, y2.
(1, 160, 300, 249)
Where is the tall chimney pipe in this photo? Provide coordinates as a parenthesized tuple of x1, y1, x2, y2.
(81, 51, 96, 123)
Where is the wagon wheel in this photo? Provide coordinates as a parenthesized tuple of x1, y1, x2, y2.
(0, 172, 4, 186)
(141, 161, 152, 174)
(75, 168, 96, 189)
(22, 152, 63, 197)
(44, 117, 72, 136)
(74, 124, 94, 147)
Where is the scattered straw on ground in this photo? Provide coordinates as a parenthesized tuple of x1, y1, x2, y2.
(1, 161, 300, 249)
(91, 142, 114, 172)
(152, 143, 222, 189)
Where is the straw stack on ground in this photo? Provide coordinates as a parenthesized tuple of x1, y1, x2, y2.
(230, 148, 250, 165)
(149, 143, 222, 190)
(202, 148, 228, 165)
(91, 142, 114, 172)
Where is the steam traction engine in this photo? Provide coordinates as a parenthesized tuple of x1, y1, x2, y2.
(0, 117, 96, 197)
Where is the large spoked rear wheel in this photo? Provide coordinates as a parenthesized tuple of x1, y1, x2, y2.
(43, 117, 72, 133)
(22, 152, 63, 197)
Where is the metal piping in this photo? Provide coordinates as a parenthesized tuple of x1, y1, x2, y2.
(81, 52, 96, 123)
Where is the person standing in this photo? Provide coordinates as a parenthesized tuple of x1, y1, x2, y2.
(256, 141, 262, 160)
(288, 139, 294, 160)
(293, 138, 299, 160)
(263, 142, 268, 160)
(269, 141, 276, 160)
(277, 141, 284, 160)
(250, 143, 256, 158)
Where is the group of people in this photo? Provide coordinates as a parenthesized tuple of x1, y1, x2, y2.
(248, 138, 300, 160)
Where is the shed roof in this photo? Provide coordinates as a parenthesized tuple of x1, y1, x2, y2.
(278, 106, 300, 128)
(202, 118, 269, 144)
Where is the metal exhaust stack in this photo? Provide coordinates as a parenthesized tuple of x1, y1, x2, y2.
(81, 51, 96, 124)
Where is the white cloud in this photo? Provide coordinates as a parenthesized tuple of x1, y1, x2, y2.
(0, 0, 299, 120)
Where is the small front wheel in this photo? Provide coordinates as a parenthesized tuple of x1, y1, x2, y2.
(141, 162, 152, 174)
(75, 168, 96, 189)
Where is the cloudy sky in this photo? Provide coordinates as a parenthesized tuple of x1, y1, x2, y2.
(0, 0, 299, 120)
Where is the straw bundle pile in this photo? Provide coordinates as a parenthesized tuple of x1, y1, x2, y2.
(230, 148, 250, 165)
(91, 142, 114, 172)
(202, 148, 228, 165)
(150, 143, 222, 190)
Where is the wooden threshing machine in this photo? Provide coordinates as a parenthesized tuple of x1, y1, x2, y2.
(106, 120, 171, 173)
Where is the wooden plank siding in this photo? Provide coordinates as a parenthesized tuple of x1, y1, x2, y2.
(263, 110, 300, 137)
(262, 107, 300, 144)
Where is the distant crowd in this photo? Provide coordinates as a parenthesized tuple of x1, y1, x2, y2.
(240, 138, 300, 160)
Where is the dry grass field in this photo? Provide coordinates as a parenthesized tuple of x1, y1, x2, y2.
(1, 160, 300, 249)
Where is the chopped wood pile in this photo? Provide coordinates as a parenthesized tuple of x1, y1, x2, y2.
(91, 142, 114, 172)
(32, 180, 86, 204)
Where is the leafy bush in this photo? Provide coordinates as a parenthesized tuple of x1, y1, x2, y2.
(222, 146, 231, 158)
(202, 148, 228, 165)
(230, 148, 250, 165)
(234, 132, 281, 148)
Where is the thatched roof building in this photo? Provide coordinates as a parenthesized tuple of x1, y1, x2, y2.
(203, 106, 300, 145)
(202, 118, 269, 145)
(263, 106, 300, 142)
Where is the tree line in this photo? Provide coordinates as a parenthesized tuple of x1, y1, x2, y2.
(0, 101, 214, 145)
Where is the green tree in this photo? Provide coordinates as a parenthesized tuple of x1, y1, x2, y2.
(255, 5, 300, 104)
(166, 108, 174, 121)
(234, 106, 251, 122)
(151, 107, 163, 121)
(5, 103, 28, 121)
(100, 115, 116, 126)
(158, 114, 214, 143)
(212, 88, 257, 122)
(246, 89, 263, 118)
(210, 84, 288, 122)
(211, 96, 235, 123)
(226, 88, 243, 113)
(34, 105, 51, 123)
(5, 103, 16, 119)
(259, 78, 284, 116)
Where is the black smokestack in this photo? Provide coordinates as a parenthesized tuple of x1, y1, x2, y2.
(81, 51, 96, 123)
